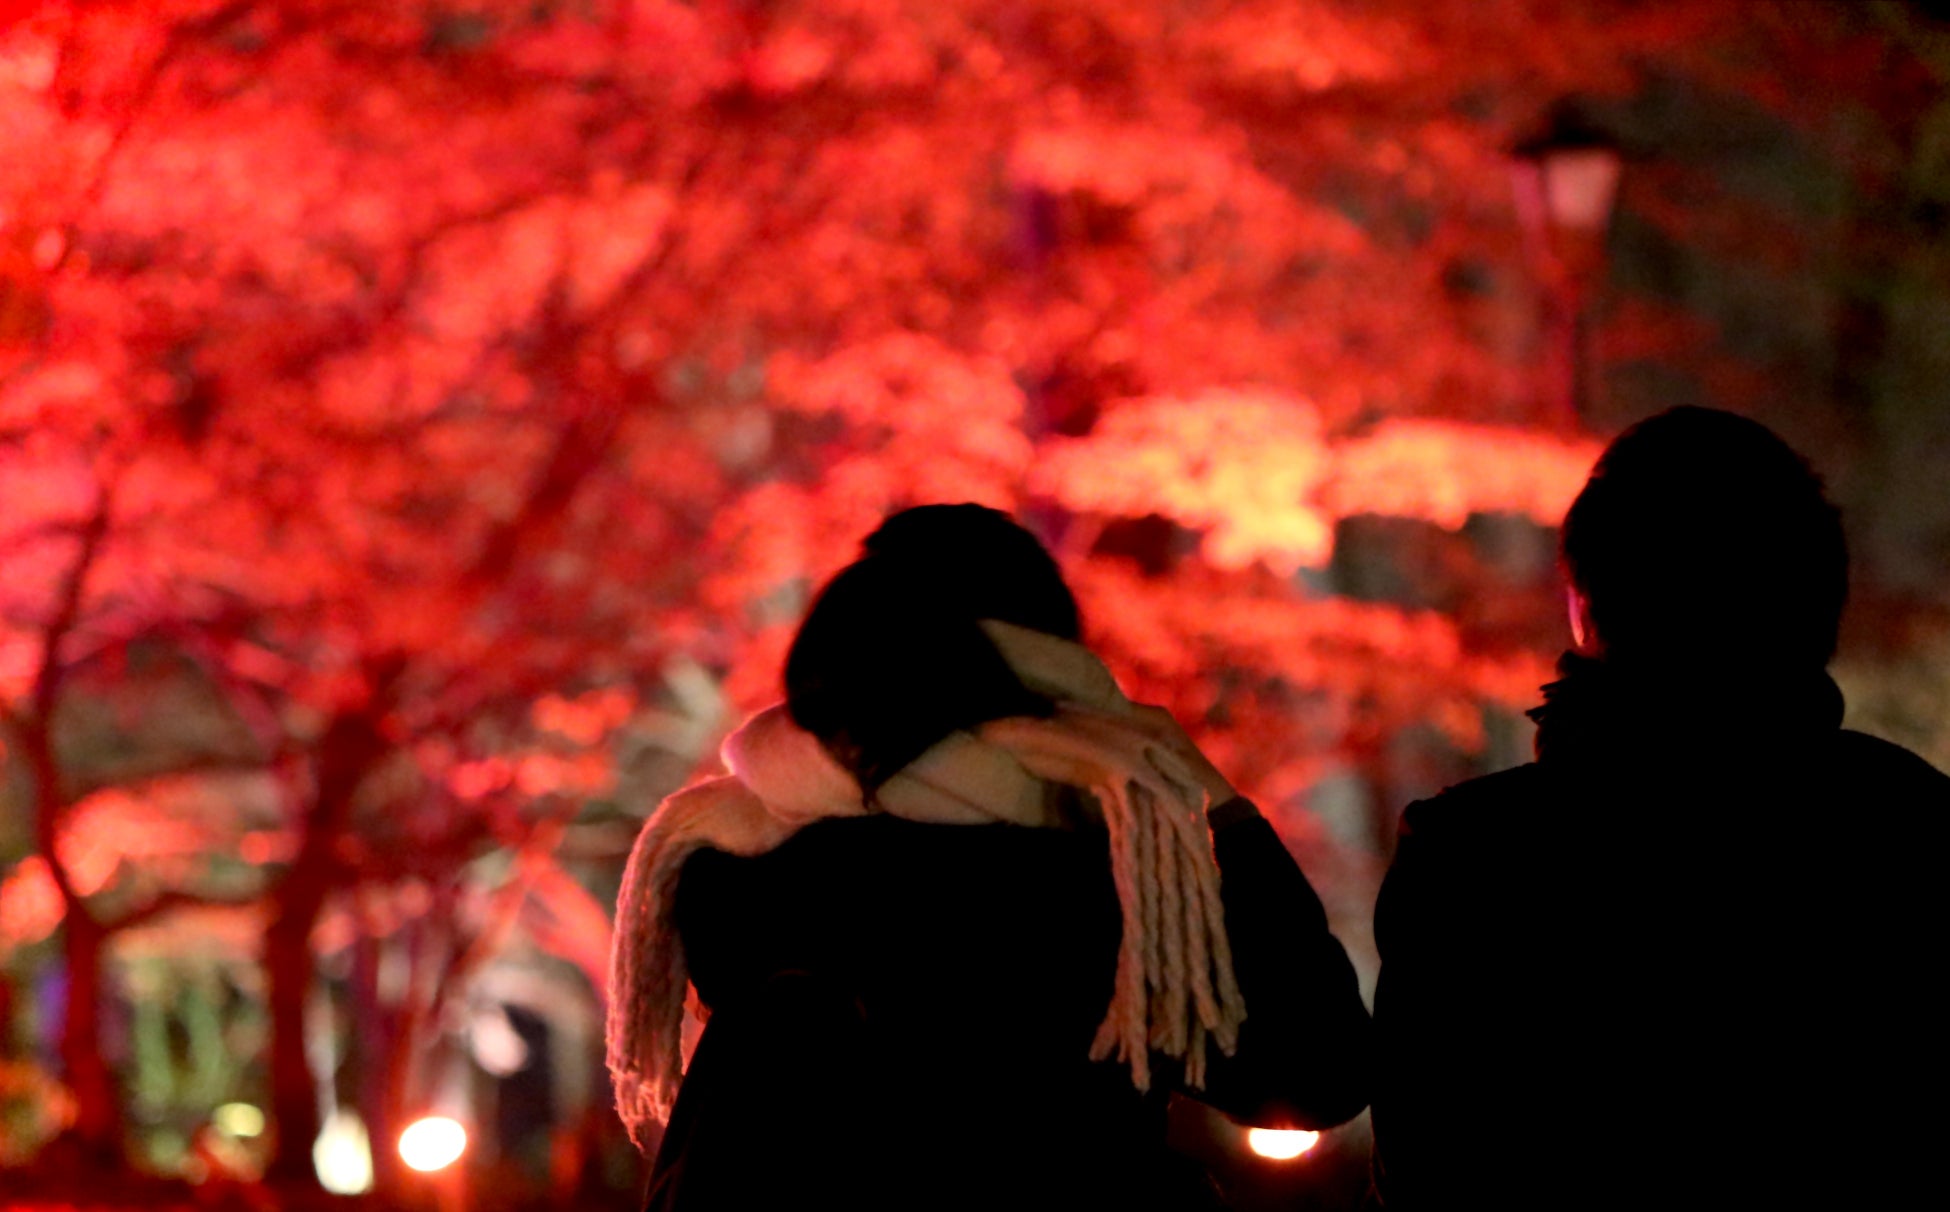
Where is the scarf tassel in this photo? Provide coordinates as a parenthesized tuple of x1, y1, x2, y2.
(1086, 749, 1247, 1096)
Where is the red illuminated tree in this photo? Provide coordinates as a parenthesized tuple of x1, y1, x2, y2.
(3, 0, 1938, 1191)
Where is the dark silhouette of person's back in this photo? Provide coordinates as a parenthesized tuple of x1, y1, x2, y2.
(1370, 407, 1949, 1210)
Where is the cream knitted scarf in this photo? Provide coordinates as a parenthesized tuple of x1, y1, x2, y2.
(605, 621, 1246, 1148)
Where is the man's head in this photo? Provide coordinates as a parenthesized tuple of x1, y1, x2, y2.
(1560, 407, 1847, 669)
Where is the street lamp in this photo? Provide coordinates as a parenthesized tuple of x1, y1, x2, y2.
(1511, 109, 1624, 429)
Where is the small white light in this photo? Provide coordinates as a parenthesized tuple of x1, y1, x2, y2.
(469, 1005, 530, 1078)
(213, 1102, 266, 1138)
(313, 1110, 374, 1194)
(1247, 1127, 1321, 1160)
(399, 1116, 468, 1173)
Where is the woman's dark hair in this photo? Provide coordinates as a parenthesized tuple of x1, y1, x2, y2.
(1561, 406, 1847, 668)
(784, 504, 1082, 794)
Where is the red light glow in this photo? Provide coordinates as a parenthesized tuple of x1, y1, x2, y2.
(1247, 1128, 1321, 1160)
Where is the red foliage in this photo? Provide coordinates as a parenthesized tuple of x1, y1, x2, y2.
(0, 0, 1923, 1184)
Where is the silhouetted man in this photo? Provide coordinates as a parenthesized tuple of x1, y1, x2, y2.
(1370, 407, 1948, 1210)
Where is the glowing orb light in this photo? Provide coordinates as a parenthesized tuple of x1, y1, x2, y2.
(313, 1111, 374, 1195)
(399, 1116, 468, 1173)
(1247, 1128, 1321, 1160)
(213, 1102, 266, 1138)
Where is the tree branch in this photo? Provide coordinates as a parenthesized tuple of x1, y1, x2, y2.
(64, 752, 277, 807)
(424, 796, 580, 1034)
(109, 887, 262, 934)
(30, 485, 113, 726)
(26, 482, 116, 918)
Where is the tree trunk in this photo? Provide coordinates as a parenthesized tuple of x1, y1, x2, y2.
(263, 707, 390, 1185)
(59, 910, 121, 1163)
(263, 907, 322, 1184)
(30, 717, 124, 1165)
(0, 969, 15, 1058)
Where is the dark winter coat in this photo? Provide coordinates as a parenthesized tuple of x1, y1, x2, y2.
(1370, 654, 1950, 1210)
(643, 798, 1370, 1211)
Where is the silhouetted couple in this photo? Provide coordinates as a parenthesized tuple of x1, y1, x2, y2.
(608, 406, 1945, 1210)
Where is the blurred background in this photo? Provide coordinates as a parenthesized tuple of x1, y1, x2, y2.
(2, 1, 1948, 1208)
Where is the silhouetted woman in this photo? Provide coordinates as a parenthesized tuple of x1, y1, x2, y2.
(608, 505, 1369, 1210)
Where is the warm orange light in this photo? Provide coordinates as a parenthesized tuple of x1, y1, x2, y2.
(398, 1116, 467, 1173)
(1247, 1128, 1321, 1160)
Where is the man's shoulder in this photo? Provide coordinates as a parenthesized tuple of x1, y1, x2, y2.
(1398, 763, 1553, 843)
(1831, 729, 1950, 804)
(1379, 765, 1554, 943)
(1834, 729, 1950, 781)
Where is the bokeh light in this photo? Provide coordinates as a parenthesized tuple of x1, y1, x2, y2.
(212, 1102, 265, 1138)
(311, 1111, 373, 1195)
(398, 1116, 468, 1173)
(1247, 1128, 1322, 1160)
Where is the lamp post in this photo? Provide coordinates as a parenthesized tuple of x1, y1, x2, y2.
(1511, 113, 1623, 430)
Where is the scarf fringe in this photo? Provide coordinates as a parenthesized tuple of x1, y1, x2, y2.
(606, 779, 793, 1146)
(1084, 745, 1244, 1093)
